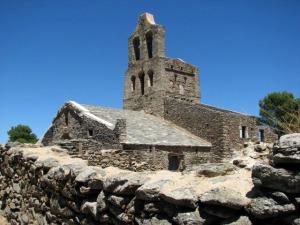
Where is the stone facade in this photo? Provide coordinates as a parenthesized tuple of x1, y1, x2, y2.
(42, 101, 211, 171)
(42, 103, 121, 150)
(163, 98, 277, 162)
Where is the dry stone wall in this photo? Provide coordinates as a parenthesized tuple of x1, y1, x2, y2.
(0, 135, 299, 225)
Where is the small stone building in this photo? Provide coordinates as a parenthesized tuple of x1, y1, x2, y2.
(42, 13, 277, 170)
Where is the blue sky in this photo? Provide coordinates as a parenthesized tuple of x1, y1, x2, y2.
(0, 0, 299, 143)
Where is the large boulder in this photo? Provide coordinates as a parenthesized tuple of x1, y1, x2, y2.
(199, 187, 249, 210)
(246, 196, 296, 219)
(279, 133, 300, 148)
(103, 171, 149, 195)
(160, 187, 198, 209)
(136, 179, 172, 201)
(252, 163, 300, 193)
(272, 133, 300, 165)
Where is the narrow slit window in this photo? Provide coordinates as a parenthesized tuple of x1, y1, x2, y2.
(148, 70, 153, 87)
(131, 76, 136, 91)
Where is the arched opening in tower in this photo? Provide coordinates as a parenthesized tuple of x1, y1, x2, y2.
(131, 76, 136, 91)
(139, 72, 145, 95)
(146, 31, 153, 59)
(133, 37, 140, 60)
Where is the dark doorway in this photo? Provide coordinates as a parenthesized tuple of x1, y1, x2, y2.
(168, 155, 180, 171)
(259, 129, 265, 142)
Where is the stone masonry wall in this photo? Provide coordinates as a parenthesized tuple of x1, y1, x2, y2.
(164, 98, 228, 162)
(1, 138, 299, 225)
(163, 98, 277, 162)
(42, 107, 120, 150)
(55, 140, 210, 172)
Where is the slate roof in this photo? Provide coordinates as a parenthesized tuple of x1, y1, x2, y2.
(70, 101, 211, 147)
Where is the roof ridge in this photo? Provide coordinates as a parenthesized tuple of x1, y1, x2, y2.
(68, 101, 114, 129)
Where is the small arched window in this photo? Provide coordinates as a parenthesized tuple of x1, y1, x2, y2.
(146, 31, 153, 59)
(131, 76, 136, 91)
(133, 37, 140, 60)
(139, 72, 145, 95)
(148, 70, 153, 87)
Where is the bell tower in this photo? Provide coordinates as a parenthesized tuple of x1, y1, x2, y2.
(123, 13, 201, 116)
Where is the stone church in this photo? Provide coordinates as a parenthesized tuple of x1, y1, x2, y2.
(42, 13, 277, 170)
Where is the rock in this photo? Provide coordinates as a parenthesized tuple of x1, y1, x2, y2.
(195, 163, 236, 177)
(80, 201, 97, 218)
(35, 157, 60, 170)
(96, 191, 107, 213)
(246, 197, 296, 219)
(252, 163, 300, 193)
(232, 159, 247, 169)
(75, 166, 105, 184)
(199, 187, 249, 210)
(143, 202, 162, 214)
(254, 143, 267, 152)
(136, 179, 171, 201)
(160, 187, 198, 209)
(107, 195, 131, 209)
(273, 146, 300, 165)
(20, 214, 29, 224)
(279, 133, 300, 148)
(50, 195, 74, 218)
(103, 172, 149, 195)
(268, 191, 290, 204)
(75, 167, 106, 194)
(108, 204, 132, 223)
(221, 216, 252, 225)
(173, 209, 203, 225)
(12, 183, 21, 194)
(273, 151, 300, 165)
(273, 133, 300, 165)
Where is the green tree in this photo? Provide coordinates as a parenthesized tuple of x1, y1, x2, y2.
(7, 124, 38, 144)
(259, 91, 300, 135)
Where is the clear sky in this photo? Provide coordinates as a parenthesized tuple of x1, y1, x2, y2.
(0, 0, 299, 143)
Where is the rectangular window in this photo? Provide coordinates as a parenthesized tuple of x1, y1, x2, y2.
(88, 129, 94, 137)
(259, 129, 265, 142)
(241, 126, 248, 139)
